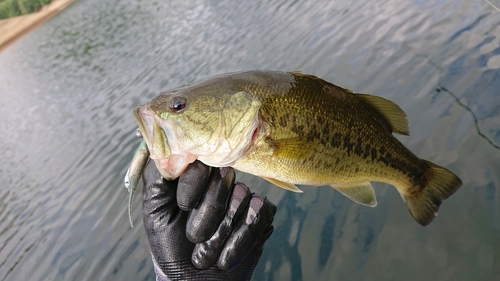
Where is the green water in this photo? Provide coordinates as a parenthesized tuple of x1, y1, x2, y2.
(0, 0, 499, 280)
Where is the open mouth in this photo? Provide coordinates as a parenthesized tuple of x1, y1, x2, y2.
(133, 106, 150, 142)
(133, 106, 171, 159)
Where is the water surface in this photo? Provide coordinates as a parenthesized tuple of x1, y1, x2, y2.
(0, 0, 499, 280)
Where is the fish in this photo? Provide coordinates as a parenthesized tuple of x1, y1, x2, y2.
(130, 70, 462, 226)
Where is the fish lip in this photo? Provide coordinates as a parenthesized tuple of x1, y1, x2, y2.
(133, 106, 149, 144)
(133, 106, 170, 159)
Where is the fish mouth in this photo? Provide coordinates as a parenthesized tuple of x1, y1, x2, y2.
(133, 106, 171, 160)
(133, 106, 148, 142)
(133, 105, 198, 180)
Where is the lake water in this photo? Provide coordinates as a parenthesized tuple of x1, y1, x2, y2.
(1, 0, 499, 280)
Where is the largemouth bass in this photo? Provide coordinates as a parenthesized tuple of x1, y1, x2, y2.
(131, 70, 462, 226)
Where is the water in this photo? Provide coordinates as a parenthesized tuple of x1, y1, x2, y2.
(0, 0, 499, 280)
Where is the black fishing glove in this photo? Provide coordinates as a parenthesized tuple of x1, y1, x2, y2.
(142, 160, 276, 281)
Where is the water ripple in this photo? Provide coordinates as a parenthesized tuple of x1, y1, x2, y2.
(0, 0, 499, 280)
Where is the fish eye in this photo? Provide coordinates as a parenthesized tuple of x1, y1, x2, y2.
(168, 95, 187, 113)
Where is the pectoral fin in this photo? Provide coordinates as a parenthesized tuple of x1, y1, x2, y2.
(267, 138, 316, 160)
(331, 182, 377, 207)
(263, 177, 303, 193)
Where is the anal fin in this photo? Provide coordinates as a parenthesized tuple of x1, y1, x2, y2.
(263, 177, 303, 193)
(331, 182, 377, 207)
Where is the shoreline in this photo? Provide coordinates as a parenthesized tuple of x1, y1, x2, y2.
(0, 0, 76, 53)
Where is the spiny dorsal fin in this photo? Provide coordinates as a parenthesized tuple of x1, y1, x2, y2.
(330, 182, 377, 207)
(263, 177, 303, 193)
(290, 71, 330, 84)
(356, 94, 410, 135)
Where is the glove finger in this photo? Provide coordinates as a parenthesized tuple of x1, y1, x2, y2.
(186, 167, 235, 243)
(191, 182, 252, 269)
(217, 194, 276, 270)
(224, 224, 274, 276)
(142, 160, 179, 232)
(142, 160, 197, 265)
(177, 160, 212, 211)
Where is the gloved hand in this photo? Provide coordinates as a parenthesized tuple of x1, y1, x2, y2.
(142, 159, 276, 281)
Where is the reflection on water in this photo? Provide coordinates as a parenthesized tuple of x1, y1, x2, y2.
(0, 0, 499, 280)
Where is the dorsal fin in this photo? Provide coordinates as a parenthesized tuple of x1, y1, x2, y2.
(356, 94, 410, 135)
(290, 71, 330, 84)
(291, 71, 357, 93)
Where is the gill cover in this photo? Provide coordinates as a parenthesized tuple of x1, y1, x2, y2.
(198, 91, 261, 166)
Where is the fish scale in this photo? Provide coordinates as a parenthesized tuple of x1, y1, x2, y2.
(235, 73, 418, 184)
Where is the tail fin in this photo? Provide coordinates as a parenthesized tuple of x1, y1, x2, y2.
(404, 160, 462, 226)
